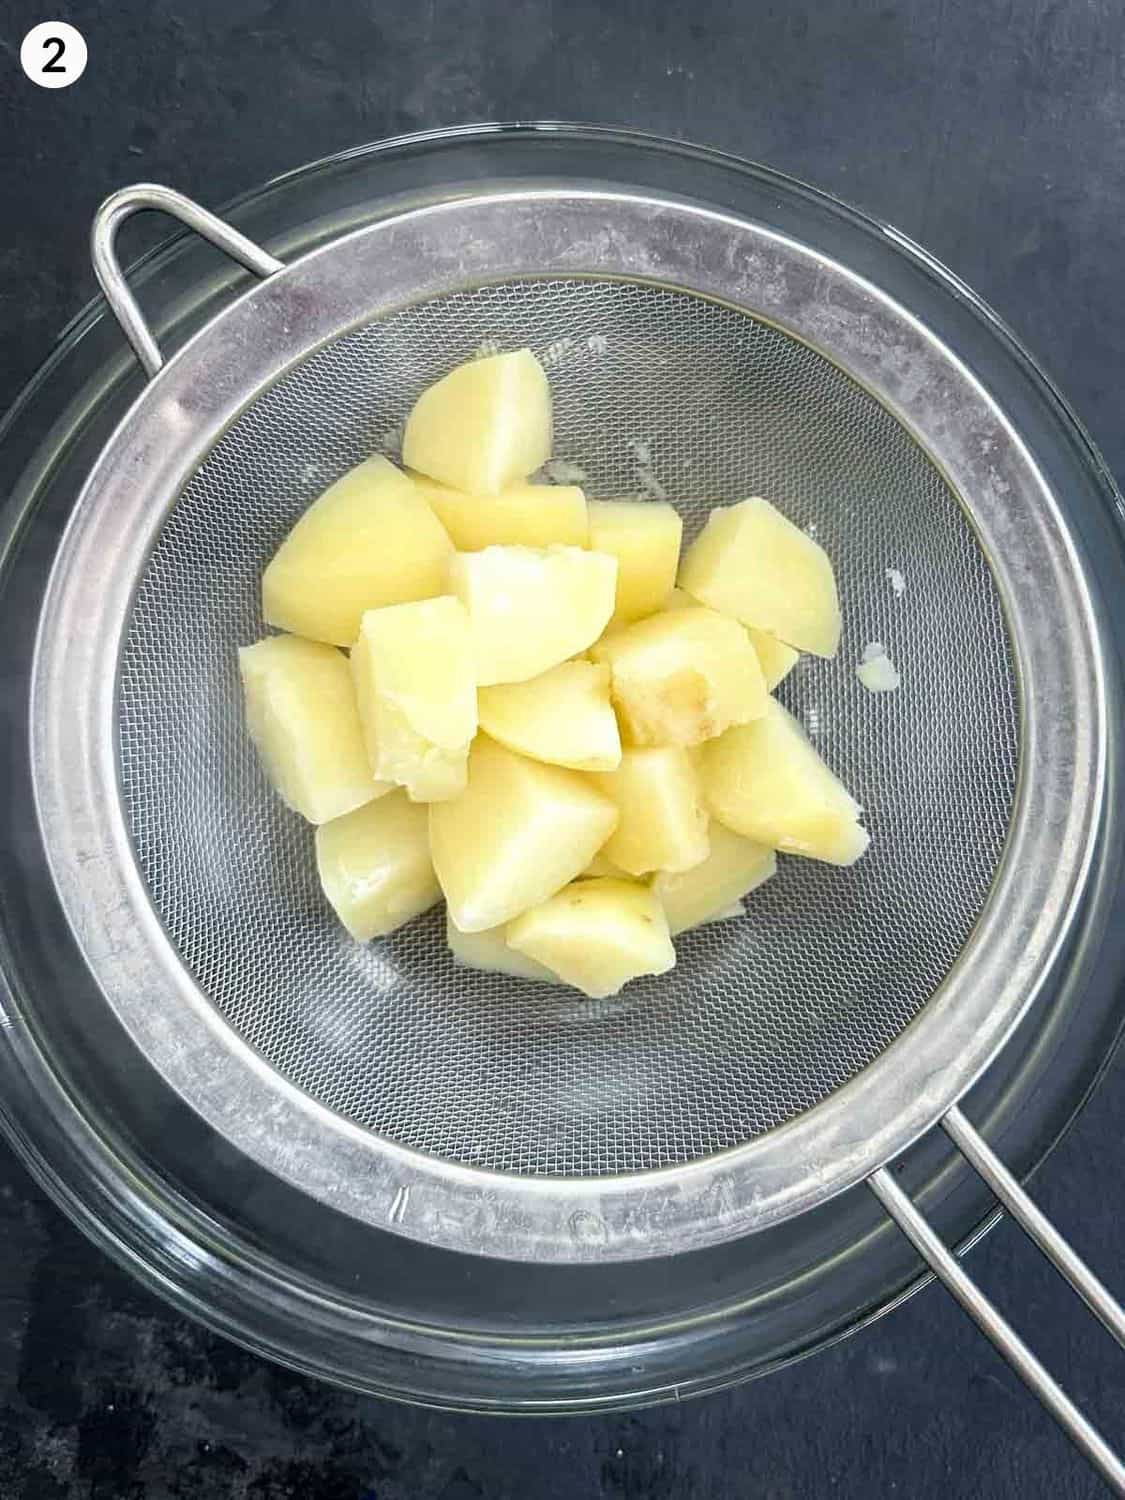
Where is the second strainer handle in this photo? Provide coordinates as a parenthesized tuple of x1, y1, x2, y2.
(91, 184, 285, 379)
(869, 1110, 1125, 1495)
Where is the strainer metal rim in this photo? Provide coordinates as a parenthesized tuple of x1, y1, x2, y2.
(31, 186, 1105, 1263)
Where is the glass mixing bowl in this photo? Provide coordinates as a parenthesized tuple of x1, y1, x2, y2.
(1, 125, 1123, 1410)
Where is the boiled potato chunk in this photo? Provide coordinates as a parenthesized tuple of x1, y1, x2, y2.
(350, 597, 477, 803)
(705, 901, 745, 923)
(411, 475, 588, 550)
(477, 660, 621, 771)
(582, 848, 632, 879)
(679, 497, 841, 657)
(664, 588, 799, 690)
(315, 791, 440, 941)
(430, 735, 618, 932)
(662, 586, 695, 611)
(701, 699, 869, 865)
(403, 349, 551, 495)
(588, 499, 683, 626)
(591, 747, 710, 876)
(507, 878, 675, 999)
(238, 635, 387, 825)
(592, 605, 767, 747)
(446, 912, 557, 983)
(747, 628, 800, 690)
(652, 822, 776, 934)
(262, 457, 453, 647)
(449, 545, 617, 685)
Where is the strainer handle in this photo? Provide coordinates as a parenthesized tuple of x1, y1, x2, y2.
(90, 184, 285, 378)
(870, 1107, 1125, 1495)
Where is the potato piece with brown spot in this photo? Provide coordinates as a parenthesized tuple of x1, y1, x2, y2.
(506, 878, 675, 999)
(592, 605, 767, 747)
(446, 911, 557, 983)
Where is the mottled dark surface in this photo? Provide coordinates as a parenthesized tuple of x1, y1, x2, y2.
(1, 0, 1124, 1494)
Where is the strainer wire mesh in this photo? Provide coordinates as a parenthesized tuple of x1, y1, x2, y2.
(117, 278, 1017, 1176)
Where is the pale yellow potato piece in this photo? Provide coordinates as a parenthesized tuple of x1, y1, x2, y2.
(238, 635, 387, 825)
(507, 878, 675, 999)
(592, 606, 767, 747)
(350, 597, 477, 803)
(430, 735, 618, 932)
(403, 349, 551, 495)
(652, 822, 776, 935)
(448, 545, 617, 685)
(315, 791, 440, 941)
(679, 497, 841, 657)
(664, 588, 799, 689)
(262, 457, 453, 647)
(410, 474, 588, 550)
(701, 699, 869, 865)
(591, 747, 710, 876)
(588, 499, 683, 626)
(662, 586, 695, 610)
(477, 660, 621, 772)
(446, 912, 557, 983)
(581, 849, 632, 879)
(705, 901, 745, 923)
(747, 628, 800, 690)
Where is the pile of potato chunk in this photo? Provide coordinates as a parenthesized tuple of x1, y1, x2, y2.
(239, 348, 868, 999)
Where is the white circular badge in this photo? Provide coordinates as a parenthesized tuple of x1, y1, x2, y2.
(20, 22, 88, 89)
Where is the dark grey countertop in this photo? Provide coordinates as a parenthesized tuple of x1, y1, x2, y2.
(1, 0, 1124, 1495)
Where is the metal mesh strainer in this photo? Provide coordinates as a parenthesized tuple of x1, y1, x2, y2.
(118, 278, 1017, 1176)
(28, 179, 1123, 1484)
